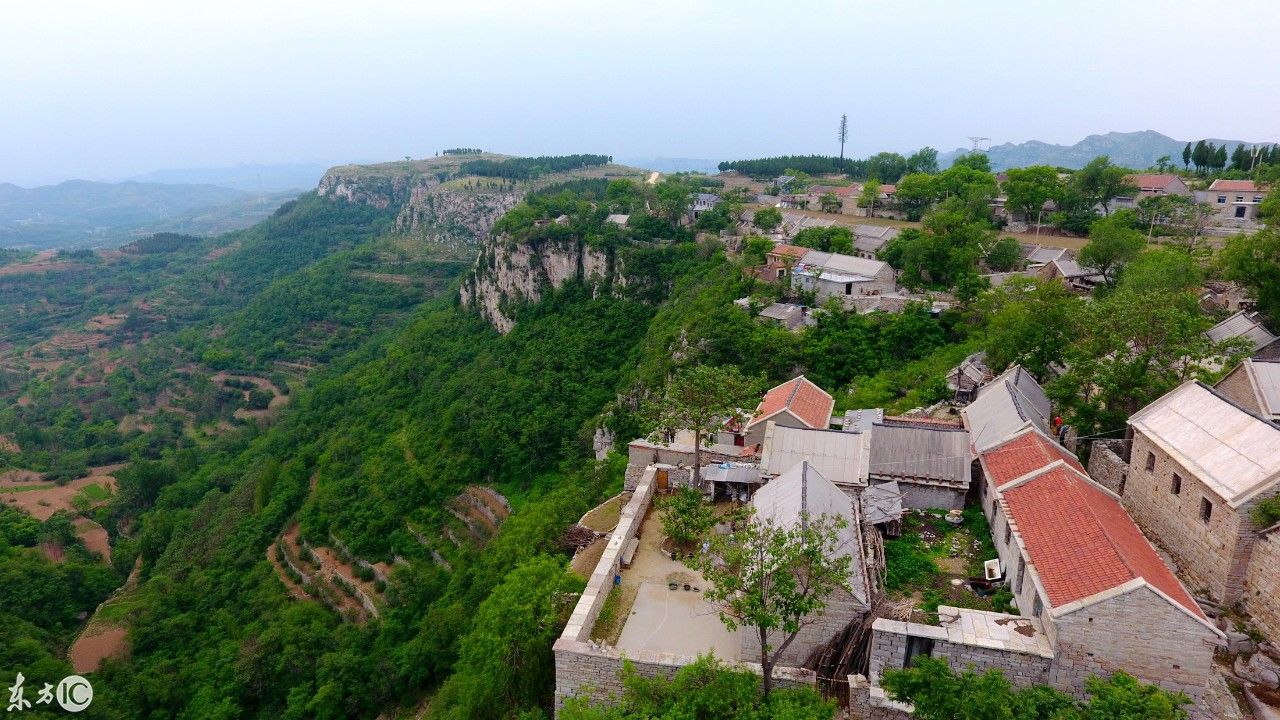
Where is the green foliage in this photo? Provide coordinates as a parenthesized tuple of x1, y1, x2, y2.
(881, 198, 994, 289)
(1003, 166, 1062, 222)
(742, 236, 774, 266)
(561, 655, 835, 720)
(883, 532, 938, 592)
(791, 226, 853, 254)
(459, 154, 611, 180)
(1071, 156, 1139, 217)
(882, 658, 1190, 720)
(985, 237, 1023, 272)
(753, 207, 783, 232)
(1220, 226, 1280, 325)
(692, 510, 851, 696)
(1252, 497, 1280, 529)
(1079, 211, 1146, 287)
(660, 486, 716, 551)
(978, 278, 1081, 378)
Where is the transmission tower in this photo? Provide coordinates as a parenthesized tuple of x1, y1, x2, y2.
(966, 136, 990, 152)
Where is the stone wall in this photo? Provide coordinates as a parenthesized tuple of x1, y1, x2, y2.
(1049, 584, 1218, 701)
(1123, 432, 1254, 602)
(1087, 440, 1129, 497)
(1244, 529, 1280, 645)
(868, 616, 1053, 690)
(895, 481, 965, 511)
(848, 675, 913, 720)
(1214, 364, 1264, 415)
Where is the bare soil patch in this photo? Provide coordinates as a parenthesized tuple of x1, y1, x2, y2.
(570, 536, 608, 579)
(69, 627, 128, 673)
(580, 492, 629, 533)
(74, 517, 112, 562)
(0, 434, 18, 454)
(0, 466, 118, 521)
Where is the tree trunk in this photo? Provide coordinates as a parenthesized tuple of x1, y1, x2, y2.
(759, 628, 773, 701)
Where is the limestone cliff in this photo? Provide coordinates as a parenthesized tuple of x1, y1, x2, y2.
(460, 235, 624, 333)
(316, 159, 522, 249)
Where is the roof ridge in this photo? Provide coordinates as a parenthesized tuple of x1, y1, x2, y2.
(785, 377, 803, 407)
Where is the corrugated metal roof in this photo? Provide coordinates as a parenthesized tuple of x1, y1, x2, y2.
(759, 422, 868, 488)
(862, 481, 904, 525)
(842, 408, 883, 433)
(800, 250, 890, 278)
(751, 461, 868, 605)
(1206, 311, 1279, 352)
(702, 463, 761, 485)
(867, 422, 969, 485)
(1130, 381, 1280, 507)
(962, 365, 1052, 451)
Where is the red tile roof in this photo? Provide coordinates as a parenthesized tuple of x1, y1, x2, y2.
(1209, 179, 1262, 192)
(1001, 466, 1206, 621)
(980, 430, 1084, 487)
(880, 184, 897, 194)
(1127, 174, 1181, 191)
(770, 244, 811, 260)
(748, 376, 834, 431)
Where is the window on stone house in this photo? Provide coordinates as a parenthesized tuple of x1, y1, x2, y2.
(1256, 196, 1265, 203)
(1004, 522, 1011, 545)
(1118, 473, 1127, 496)
(1200, 497, 1213, 524)
(1145, 452, 1155, 471)
(1236, 196, 1245, 202)
(1218, 195, 1227, 204)
(903, 635, 934, 668)
(1033, 595, 1043, 617)
(1014, 559, 1024, 594)
(1171, 474, 1182, 495)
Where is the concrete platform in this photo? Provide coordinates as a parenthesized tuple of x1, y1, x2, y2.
(615, 580, 743, 659)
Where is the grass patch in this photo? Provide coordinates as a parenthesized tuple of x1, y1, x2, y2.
(581, 493, 626, 533)
(883, 506, 1015, 620)
(588, 584, 636, 646)
(78, 483, 111, 501)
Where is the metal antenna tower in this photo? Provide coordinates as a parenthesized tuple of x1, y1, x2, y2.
(966, 136, 990, 152)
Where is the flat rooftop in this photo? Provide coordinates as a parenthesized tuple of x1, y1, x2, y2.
(613, 508, 744, 659)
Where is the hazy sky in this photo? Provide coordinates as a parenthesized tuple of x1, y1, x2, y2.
(3, 0, 1278, 186)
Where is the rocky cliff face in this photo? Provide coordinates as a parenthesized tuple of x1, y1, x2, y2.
(317, 166, 522, 249)
(460, 236, 624, 333)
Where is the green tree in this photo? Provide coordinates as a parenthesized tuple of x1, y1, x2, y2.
(818, 192, 841, 214)
(1079, 211, 1145, 287)
(1181, 142, 1192, 171)
(837, 114, 848, 169)
(655, 179, 692, 225)
(753, 207, 783, 232)
(648, 365, 761, 486)
(691, 509, 851, 700)
(894, 173, 941, 220)
(792, 226, 853, 254)
(977, 277, 1080, 378)
(858, 180, 881, 218)
(1220, 226, 1280, 324)
(660, 486, 716, 553)
(1072, 156, 1138, 216)
(907, 147, 940, 175)
(951, 153, 992, 172)
(985, 237, 1023, 272)
(1003, 166, 1061, 223)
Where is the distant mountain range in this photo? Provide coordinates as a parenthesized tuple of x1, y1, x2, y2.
(0, 180, 298, 250)
(939, 130, 1276, 172)
(121, 162, 329, 193)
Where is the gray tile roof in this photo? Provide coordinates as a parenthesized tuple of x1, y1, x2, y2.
(962, 365, 1052, 451)
(1206, 311, 1279, 352)
(867, 422, 970, 486)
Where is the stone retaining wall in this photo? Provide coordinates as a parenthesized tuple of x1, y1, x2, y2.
(1244, 528, 1280, 645)
(1087, 440, 1129, 497)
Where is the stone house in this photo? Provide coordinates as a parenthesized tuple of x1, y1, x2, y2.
(791, 250, 897, 304)
(960, 364, 1053, 453)
(804, 184, 859, 214)
(1034, 258, 1103, 293)
(743, 460, 872, 667)
(1195, 178, 1268, 225)
(946, 351, 992, 402)
(858, 425, 1222, 715)
(1244, 524, 1280, 644)
(689, 192, 719, 221)
(1205, 309, 1278, 356)
(1112, 173, 1192, 210)
(1214, 357, 1280, 421)
(851, 224, 899, 259)
(758, 243, 810, 282)
(742, 375, 835, 447)
(1122, 380, 1280, 604)
(758, 422, 868, 495)
(865, 418, 970, 510)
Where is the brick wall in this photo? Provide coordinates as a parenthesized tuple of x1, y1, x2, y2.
(1244, 529, 1280, 645)
(848, 674, 913, 720)
(1214, 364, 1264, 415)
(1048, 584, 1217, 701)
(1087, 440, 1129, 497)
(1121, 432, 1252, 603)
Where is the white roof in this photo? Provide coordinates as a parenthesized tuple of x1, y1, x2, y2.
(605, 214, 630, 225)
(751, 460, 868, 604)
(962, 365, 1052, 451)
(759, 422, 869, 488)
(1129, 381, 1280, 508)
(1242, 359, 1280, 419)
